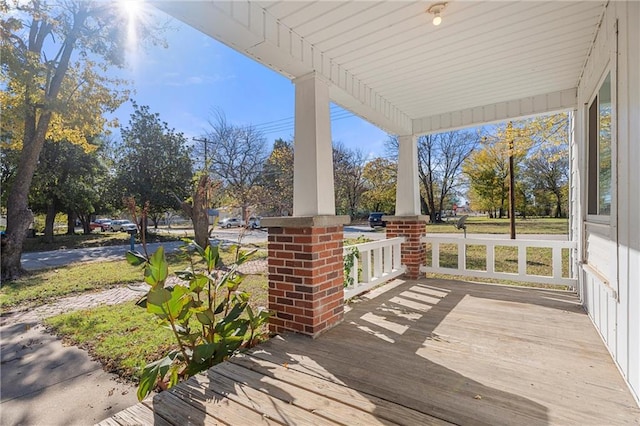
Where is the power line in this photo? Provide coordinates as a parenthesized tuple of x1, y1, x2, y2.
(250, 105, 351, 130)
(255, 111, 357, 135)
(193, 107, 359, 140)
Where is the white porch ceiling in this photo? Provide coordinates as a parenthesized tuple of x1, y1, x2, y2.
(153, 1, 605, 135)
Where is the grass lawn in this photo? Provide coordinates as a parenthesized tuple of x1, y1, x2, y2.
(426, 216, 569, 235)
(0, 260, 143, 309)
(44, 273, 268, 382)
(1, 246, 265, 310)
(22, 231, 180, 252)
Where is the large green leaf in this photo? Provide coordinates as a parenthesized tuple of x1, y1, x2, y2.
(196, 308, 215, 326)
(203, 245, 220, 271)
(221, 301, 247, 325)
(192, 343, 219, 364)
(189, 274, 209, 293)
(213, 300, 226, 315)
(146, 286, 171, 316)
(236, 248, 257, 265)
(164, 285, 191, 319)
(144, 247, 168, 286)
(126, 250, 148, 266)
(137, 353, 175, 401)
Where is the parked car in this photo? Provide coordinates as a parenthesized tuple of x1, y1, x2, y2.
(247, 216, 261, 229)
(89, 218, 112, 232)
(109, 220, 137, 232)
(219, 217, 245, 228)
(368, 212, 387, 228)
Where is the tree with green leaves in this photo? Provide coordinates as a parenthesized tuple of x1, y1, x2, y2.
(524, 145, 569, 218)
(463, 113, 569, 219)
(463, 143, 510, 218)
(361, 157, 396, 214)
(259, 138, 293, 216)
(114, 103, 193, 228)
(29, 137, 110, 241)
(0, 0, 162, 280)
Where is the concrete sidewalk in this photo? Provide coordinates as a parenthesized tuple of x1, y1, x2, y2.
(1, 322, 138, 425)
(0, 287, 143, 425)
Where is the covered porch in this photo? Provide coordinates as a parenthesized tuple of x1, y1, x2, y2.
(137, 0, 639, 414)
(101, 277, 640, 425)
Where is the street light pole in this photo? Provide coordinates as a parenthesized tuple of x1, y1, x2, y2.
(507, 122, 516, 240)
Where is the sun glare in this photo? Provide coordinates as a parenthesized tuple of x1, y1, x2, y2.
(118, 0, 145, 69)
(119, 0, 142, 20)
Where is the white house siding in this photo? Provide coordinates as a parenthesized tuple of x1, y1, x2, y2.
(575, 1, 640, 404)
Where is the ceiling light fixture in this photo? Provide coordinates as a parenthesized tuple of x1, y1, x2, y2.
(427, 2, 448, 26)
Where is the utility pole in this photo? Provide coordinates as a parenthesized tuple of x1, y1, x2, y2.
(507, 122, 516, 240)
(193, 137, 211, 222)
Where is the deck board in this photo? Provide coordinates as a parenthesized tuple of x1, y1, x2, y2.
(99, 278, 640, 426)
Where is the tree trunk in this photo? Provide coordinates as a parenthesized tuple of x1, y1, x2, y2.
(420, 195, 429, 217)
(2, 111, 50, 280)
(182, 174, 210, 249)
(0, 207, 33, 282)
(67, 210, 76, 235)
(44, 201, 56, 243)
(555, 192, 563, 218)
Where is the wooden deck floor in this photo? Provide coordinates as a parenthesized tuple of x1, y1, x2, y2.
(100, 278, 640, 425)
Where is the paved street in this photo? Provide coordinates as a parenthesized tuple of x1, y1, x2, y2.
(20, 226, 389, 271)
(20, 240, 184, 271)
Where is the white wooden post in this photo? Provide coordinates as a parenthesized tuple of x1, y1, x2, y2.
(383, 245, 392, 273)
(373, 247, 382, 279)
(361, 251, 372, 283)
(292, 72, 334, 216)
(458, 243, 465, 270)
(553, 247, 562, 279)
(395, 135, 421, 216)
(518, 246, 527, 276)
(393, 241, 402, 270)
(487, 243, 495, 274)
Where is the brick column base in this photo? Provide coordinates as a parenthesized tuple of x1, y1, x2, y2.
(384, 215, 428, 280)
(262, 216, 350, 338)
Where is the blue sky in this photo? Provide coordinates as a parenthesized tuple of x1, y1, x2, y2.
(111, 10, 390, 158)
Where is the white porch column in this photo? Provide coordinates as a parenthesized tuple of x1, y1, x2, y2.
(395, 134, 421, 215)
(292, 72, 335, 216)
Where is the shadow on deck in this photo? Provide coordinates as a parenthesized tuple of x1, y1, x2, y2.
(100, 278, 640, 425)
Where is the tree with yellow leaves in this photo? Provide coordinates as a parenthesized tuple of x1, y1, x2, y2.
(463, 113, 569, 223)
(0, 0, 163, 280)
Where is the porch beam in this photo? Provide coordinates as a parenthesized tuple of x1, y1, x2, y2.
(412, 88, 577, 135)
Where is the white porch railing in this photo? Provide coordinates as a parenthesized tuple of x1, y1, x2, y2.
(420, 236, 577, 288)
(343, 237, 406, 300)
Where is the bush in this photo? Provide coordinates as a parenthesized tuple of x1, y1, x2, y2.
(126, 240, 270, 401)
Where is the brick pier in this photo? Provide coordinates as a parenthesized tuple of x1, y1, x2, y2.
(384, 215, 428, 280)
(262, 216, 350, 338)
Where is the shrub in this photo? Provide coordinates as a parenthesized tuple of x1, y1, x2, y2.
(126, 240, 270, 401)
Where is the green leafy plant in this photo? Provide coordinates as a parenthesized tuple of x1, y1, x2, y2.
(126, 240, 270, 401)
(343, 245, 360, 288)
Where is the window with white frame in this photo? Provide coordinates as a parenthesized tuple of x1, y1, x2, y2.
(587, 72, 612, 216)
